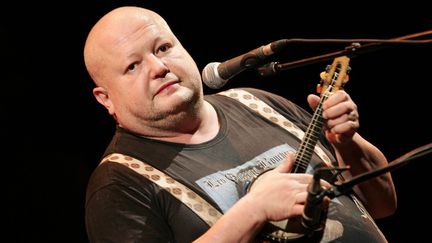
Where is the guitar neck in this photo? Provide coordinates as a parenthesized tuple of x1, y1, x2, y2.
(292, 89, 332, 173)
(259, 56, 350, 242)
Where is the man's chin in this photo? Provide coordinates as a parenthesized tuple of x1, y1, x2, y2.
(160, 92, 196, 110)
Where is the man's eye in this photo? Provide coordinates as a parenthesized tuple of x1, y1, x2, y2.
(127, 63, 137, 72)
(157, 43, 171, 53)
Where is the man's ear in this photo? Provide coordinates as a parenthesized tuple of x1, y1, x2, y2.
(93, 86, 115, 115)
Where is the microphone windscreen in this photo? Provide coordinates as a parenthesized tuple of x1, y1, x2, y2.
(201, 62, 227, 89)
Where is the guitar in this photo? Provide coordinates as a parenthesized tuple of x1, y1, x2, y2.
(258, 56, 351, 242)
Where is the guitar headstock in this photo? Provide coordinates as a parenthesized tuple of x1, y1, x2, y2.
(317, 56, 351, 95)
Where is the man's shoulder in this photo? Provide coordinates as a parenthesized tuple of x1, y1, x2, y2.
(85, 160, 160, 205)
(86, 161, 131, 191)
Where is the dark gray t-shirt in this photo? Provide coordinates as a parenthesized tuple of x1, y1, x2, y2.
(85, 88, 387, 243)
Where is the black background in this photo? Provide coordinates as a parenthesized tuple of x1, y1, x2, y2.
(3, 1, 431, 242)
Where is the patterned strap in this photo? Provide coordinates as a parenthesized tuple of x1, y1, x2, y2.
(101, 153, 223, 226)
(217, 88, 332, 166)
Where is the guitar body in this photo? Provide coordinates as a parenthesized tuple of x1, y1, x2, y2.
(258, 56, 351, 242)
(258, 218, 321, 242)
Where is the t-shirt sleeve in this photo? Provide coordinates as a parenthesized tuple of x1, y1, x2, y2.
(85, 162, 173, 243)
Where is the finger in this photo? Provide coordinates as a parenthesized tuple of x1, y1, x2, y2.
(326, 111, 358, 129)
(291, 204, 305, 217)
(322, 90, 350, 109)
(275, 152, 295, 173)
(285, 174, 314, 186)
(326, 113, 350, 129)
(295, 191, 308, 204)
(319, 179, 332, 189)
(330, 120, 359, 134)
(307, 94, 320, 111)
(323, 101, 357, 120)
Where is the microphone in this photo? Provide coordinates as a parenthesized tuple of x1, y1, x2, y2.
(301, 172, 327, 232)
(201, 39, 288, 89)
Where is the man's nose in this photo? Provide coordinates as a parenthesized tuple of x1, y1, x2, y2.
(147, 54, 169, 79)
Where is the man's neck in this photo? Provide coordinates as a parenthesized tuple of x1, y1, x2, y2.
(138, 101, 220, 144)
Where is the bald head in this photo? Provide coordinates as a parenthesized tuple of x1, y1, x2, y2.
(83, 6, 171, 85)
(82, 6, 205, 133)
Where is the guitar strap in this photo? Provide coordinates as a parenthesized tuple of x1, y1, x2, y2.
(100, 153, 223, 226)
(101, 88, 334, 227)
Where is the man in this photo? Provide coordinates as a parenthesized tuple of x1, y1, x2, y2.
(84, 6, 396, 242)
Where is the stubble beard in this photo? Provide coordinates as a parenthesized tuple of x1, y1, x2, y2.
(144, 85, 203, 131)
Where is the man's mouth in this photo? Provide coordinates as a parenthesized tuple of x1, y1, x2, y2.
(155, 80, 181, 95)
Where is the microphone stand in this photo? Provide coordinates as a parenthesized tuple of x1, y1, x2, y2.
(301, 143, 432, 234)
(327, 143, 432, 198)
(257, 29, 432, 76)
